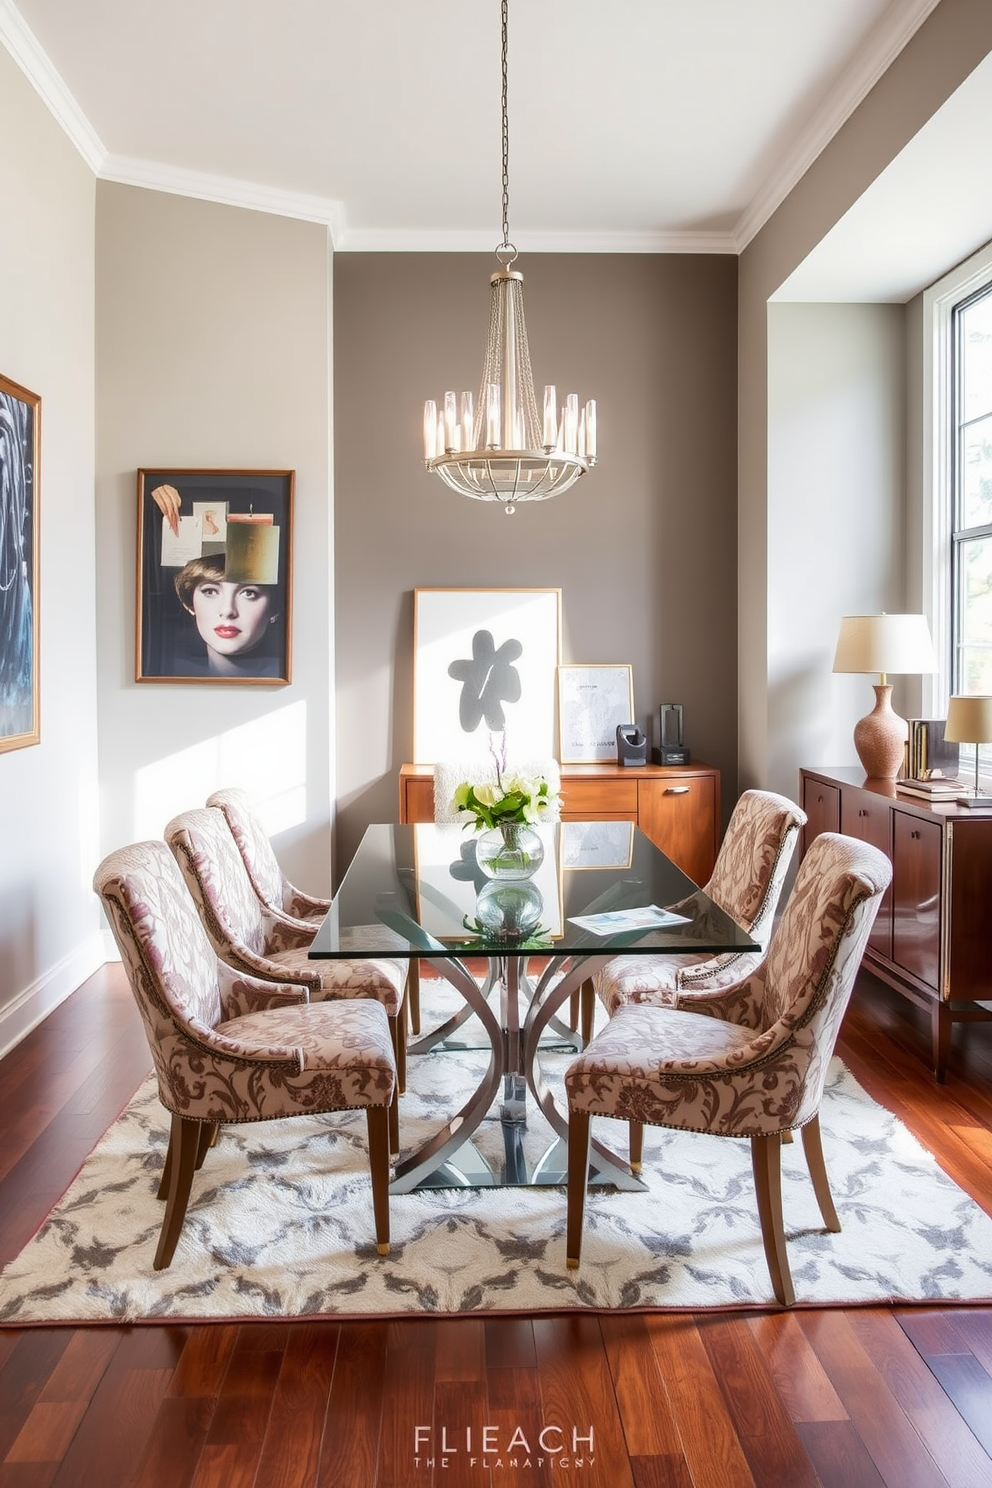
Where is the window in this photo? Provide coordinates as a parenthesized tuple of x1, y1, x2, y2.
(923, 240, 992, 779)
(951, 286, 992, 693)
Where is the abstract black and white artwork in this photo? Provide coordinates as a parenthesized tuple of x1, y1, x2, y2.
(413, 588, 561, 765)
(0, 374, 40, 754)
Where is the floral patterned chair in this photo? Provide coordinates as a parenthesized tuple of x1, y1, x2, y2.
(93, 840, 396, 1270)
(164, 807, 407, 1152)
(580, 789, 807, 1044)
(207, 786, 423, 1038)
(205, 787, 331, 926)
(563, 832, 891, 1306)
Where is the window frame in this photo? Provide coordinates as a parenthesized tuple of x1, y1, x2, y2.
(923, 239, 992, 775)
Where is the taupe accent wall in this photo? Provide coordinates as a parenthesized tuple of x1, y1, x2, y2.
(333, 252, 738, 869)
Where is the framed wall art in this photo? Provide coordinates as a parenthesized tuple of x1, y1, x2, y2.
(413, 587, 561, 765)
(558, 663, 634, 763)
(0, 374, 41, 753)
(136, 470, 294, 684)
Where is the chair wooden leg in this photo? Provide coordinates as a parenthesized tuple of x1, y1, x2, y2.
(390, 1011, 406, 1096)
(628, 1120, 644, 1173)
(566, 1109, 592, 1269)
(751, 1134, 795, 1307)
(580, 978, 597, 1047)
(156, 1139, 172, 1200)
(407, 960, 421, 1037)
(388, 1084, 400, 1158)
(155, 1114, 201, 1270)
(195, 1122, 218, 1170)
(568, 987, 580, 1033)
(801, 1114, 841, 1232)
(366, 1105, 392, 1256)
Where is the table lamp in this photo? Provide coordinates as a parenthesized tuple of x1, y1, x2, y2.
(832, 614, 937, 780)
(943, 695, 992, 807)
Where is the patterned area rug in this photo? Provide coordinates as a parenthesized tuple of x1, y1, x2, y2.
(2, 981, 992, 1322)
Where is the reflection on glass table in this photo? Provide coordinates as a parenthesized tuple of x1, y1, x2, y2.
(308, 822, 758, 1194)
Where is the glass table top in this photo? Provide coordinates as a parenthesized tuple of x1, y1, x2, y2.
(308, 821, 758, 961)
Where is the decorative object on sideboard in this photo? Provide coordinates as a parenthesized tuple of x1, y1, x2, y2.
(615, 724, 648, 768)
(0, 373, 41, 755)
(943, 695, 992, 808)
(421, 0, 596, 515)
(652, 703, 690, 765)
(904, 717, 960, 781)
(832, 614, 937, 781)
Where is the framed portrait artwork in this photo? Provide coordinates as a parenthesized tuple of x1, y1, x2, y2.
(0, 373, 41, 754)
(413, 588, 561, 766)
(558, 663, 635, 763)
(136, 470, 294, 684)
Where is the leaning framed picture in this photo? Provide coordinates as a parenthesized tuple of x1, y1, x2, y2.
(558, 663, 634, 763)
(136, 470, 294, 684)
(414, 587, 561, 765)
(0, 373, 41, 753)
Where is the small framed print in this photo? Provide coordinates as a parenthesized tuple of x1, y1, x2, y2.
(558, 663, 634, 763)
(0, 373, 41, 753)
(136, 470, 293, 684)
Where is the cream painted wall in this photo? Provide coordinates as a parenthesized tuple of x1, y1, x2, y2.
(739, 0, 992, 790)
(95, 185, 335, 894)
(332, 253, 739, 870)
(0, 48, 100, 1053)
(767, 303, 906, 800)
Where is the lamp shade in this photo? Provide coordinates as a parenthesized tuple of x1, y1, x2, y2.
(944, 695, 992, 745)
(832, 614, 937, 675)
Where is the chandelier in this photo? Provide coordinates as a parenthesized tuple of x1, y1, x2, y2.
(422, 0, 597, 515)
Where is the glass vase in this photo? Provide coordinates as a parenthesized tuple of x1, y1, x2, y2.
(474, 820, 545, 881)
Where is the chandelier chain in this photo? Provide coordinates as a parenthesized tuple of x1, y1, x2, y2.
(499, 0, 512, 257)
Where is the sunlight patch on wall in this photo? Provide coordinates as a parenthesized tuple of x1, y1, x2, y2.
(134, 703, 308, 840)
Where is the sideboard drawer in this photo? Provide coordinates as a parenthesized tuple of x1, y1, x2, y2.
(561, 778, 639, 816)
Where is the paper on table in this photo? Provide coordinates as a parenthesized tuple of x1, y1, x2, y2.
(567, 905, 692, 935)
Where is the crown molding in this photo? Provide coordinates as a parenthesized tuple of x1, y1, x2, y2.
(336, 226, 738, 254)
(0, 0, 105, 171)
(732, 0, 942, 252)
(99, 155, 345, 240)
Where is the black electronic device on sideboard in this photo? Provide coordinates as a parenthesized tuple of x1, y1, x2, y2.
(615, 723, 648, 767)
(652, 703, 690, 765)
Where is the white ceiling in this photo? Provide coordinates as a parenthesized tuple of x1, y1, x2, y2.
(3, 0, 989, 297)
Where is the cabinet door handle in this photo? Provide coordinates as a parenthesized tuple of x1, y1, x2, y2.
(664, 786, 690, 795)
(911, 829, 920, 839)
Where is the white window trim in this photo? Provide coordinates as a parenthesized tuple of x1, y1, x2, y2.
(922, 238, 992, 720)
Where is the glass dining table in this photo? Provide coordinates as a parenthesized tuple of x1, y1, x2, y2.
(308, 820, 758, 1195)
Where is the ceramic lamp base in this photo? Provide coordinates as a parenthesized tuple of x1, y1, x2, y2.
(853, 684, 907, 781)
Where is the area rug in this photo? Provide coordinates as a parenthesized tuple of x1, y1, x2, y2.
(2, 990, 992, 1322)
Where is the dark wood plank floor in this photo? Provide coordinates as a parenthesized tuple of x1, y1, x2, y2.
(2, 962, 992, 1488)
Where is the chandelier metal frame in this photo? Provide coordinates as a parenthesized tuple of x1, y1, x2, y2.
(422, 0, 596, 514)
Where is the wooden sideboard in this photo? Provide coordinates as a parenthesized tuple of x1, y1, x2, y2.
(399, 761, 721, 886)
(800, 766, 992, 1082)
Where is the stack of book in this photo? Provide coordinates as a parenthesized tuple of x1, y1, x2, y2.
(896, 775, 965, 801)
(905, 718, 960, 781)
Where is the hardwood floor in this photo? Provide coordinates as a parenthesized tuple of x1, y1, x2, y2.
(1, 962, 991, 1488)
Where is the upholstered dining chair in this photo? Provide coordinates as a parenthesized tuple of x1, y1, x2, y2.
(580, 788, 807, 1044)
(207, 788, 424, 1044)
(164, 807, 407, 1152)
(206, 787, 331, 926)
(94, 840, 396, 1270)
(563, 832, 891, 1306)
